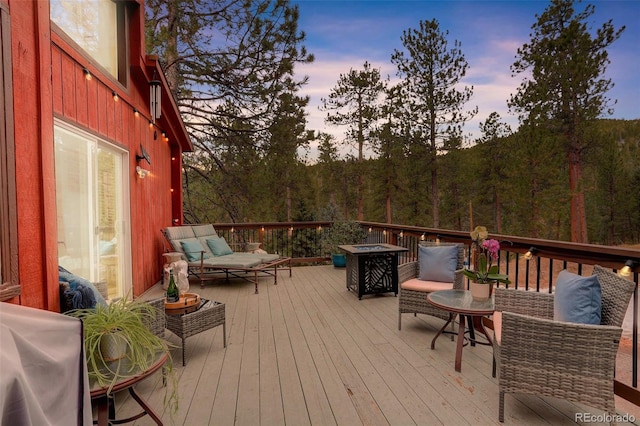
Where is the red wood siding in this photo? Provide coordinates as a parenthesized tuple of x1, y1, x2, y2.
(51, 38, 176, 299)
(9, 0, 190, 310)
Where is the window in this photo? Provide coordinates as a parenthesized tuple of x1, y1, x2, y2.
(54, 122, 132, 299)
(50, 0, 124, 81)
(0, 2, 18, 301)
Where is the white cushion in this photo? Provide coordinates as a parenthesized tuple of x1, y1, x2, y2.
(192, 224, 217, 238)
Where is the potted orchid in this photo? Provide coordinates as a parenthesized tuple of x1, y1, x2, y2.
(463, 226, 510, 300)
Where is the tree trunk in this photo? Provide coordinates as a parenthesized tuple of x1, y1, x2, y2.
(286, 185, 291, 222)
(357, 174, 364, 221)
(495, 191, 502, 234)
(431, 157, 439, 228)
(164, 3, 179, 92)
(568, 148, 588, 243)
(386, 192, 392, 224)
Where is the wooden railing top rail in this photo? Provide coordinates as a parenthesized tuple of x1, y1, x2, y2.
(192, 221, 640, 274)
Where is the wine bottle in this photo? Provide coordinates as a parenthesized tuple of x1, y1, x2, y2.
(166, 270, 179, 302)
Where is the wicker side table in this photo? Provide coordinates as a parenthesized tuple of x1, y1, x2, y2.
(165, 299, 226, 366)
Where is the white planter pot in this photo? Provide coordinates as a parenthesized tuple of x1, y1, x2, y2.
(100, 332, 128, 361)
(469, 281, 492, 301)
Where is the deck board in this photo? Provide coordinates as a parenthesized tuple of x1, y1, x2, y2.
(106, 264, 631, 425)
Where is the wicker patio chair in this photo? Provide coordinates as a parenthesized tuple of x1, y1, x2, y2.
(398, 241, 465, 330)
(493, 265, 635, 422)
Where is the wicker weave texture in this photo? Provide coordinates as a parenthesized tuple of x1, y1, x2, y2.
(165, 300, 226, 365)
(145, 298, 167, 337)
(494, 265, 635, 422)
(398, 242, 465, 330)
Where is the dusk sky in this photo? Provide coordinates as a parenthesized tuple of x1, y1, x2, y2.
(292, 0, 639, 159)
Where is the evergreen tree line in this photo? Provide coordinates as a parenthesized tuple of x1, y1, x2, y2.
(144, 0, 639, 245)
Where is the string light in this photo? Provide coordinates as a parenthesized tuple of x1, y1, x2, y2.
(74, 61, 174, 147)
(523, 247, 537, 260)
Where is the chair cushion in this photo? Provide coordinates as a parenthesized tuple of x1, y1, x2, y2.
(165, 226, 196, 241)
(180, 238, 211, 262)
(192, 224, 217, 238)
(493, 311, 502, 345)
(207, 237, 234, 256)
(554, 270, 602, 324)
(418, 245, 458, 282)
(202, 254, 262, 268)
(401, 278, 453, 292)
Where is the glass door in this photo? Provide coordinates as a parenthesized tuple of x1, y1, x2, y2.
(54, 122, 131, 299)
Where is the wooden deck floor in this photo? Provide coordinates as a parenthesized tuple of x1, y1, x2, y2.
(111, 265, 635, 425)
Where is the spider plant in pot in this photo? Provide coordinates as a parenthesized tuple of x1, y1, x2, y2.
(68, 297, 178, 412)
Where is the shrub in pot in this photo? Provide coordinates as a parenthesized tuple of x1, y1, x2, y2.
(321, 220, 367, 267)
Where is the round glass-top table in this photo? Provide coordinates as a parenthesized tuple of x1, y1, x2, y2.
(427, 289, 495, 372)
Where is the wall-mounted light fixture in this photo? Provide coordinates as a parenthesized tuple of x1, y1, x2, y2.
(523, 247, 537, 261)
(135, 144, 151, 165)
(112, 90, 119, 102)
(149, 71, 162, 123)
(136, 166, 149, 179)
(619, 260, 638, 278)
(135, 145, 151, 178)
(83, 68, 92, 81)
(133, 108, 139, 118)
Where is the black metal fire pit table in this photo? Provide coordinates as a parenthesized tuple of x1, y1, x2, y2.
(338, 243, 409, 299)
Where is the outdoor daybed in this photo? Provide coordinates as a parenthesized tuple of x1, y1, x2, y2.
(162, 224, 291, 293)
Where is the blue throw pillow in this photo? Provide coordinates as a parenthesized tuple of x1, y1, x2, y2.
(207, 237, 234, 256)
(418, 245, 458, 282)
(554, 270, 602, 324)
(58, 266, 107, 307)
(180, 238, 210, 262)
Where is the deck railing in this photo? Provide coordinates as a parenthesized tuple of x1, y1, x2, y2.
(209, 220, 640, 406)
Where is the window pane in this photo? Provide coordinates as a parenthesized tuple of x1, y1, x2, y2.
(50, 0, 117, 77)
(54, 124, 130, 299)
(55, 127, 94, 280)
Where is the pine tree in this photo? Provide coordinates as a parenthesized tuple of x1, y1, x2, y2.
(509, 0, 625, 243)
(320, 62, 386, 220)
(391, 19, 476, 228)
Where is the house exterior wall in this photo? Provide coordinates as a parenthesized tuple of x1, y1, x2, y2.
(6, 0, 191, 310)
